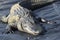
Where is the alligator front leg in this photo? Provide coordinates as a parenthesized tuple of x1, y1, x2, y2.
(3, 25, 15, 34)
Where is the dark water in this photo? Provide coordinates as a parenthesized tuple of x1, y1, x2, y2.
(0, 0, 60, 40)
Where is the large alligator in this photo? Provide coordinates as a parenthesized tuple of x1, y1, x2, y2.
(0, 0, 55, 35)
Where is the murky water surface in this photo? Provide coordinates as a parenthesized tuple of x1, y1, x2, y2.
(0, 0, 60, 40)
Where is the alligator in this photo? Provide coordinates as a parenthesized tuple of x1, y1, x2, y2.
(0, 0, 56, 35)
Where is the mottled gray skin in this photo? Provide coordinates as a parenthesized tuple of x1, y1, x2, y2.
(0, 3, 43, 35)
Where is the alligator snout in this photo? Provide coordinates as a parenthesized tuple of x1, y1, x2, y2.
(23, 26, 40, 35)
(30, 30, 40, 35)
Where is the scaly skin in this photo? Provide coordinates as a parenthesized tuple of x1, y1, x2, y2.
(0, 0, 55, 35)
(0, 3, 42, 35)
